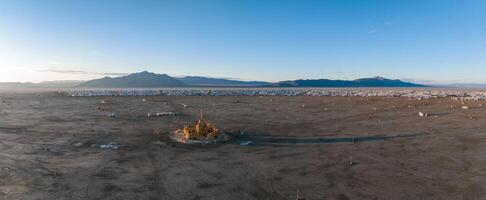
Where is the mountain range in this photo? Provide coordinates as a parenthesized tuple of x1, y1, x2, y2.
(74, 71, 426, 88)
(277, 76, 424, 87)
(0, 71, 427, 88)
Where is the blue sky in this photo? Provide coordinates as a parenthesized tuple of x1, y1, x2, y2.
(1, 0, 485, 83)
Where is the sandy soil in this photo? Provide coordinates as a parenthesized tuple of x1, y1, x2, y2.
(1, 91, 486, 200)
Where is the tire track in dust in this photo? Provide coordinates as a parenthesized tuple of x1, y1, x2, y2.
(147, 99, 180, 200)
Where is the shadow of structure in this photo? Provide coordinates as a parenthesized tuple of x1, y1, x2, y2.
(231, 132, 426, 146)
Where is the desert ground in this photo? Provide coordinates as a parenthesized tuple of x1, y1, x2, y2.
(1, 90, 486, 200)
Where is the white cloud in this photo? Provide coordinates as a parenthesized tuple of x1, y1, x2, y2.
(0, 66, 128, 83)
(39, 67, 128, 77)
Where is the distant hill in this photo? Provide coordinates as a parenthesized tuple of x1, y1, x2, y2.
(0, 80, 85, 88)
(0, 82, 36, 88)
(77, 71, 184, 88)
(37, 80, 86, 87)
(177, 76, 269, 86)
(434, 83, 486, 88)
(276, 76, 425, 87)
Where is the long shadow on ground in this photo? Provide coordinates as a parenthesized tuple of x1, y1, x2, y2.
(230, 132, 427, 146)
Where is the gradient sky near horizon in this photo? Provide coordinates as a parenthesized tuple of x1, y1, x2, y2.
(1, 0, 486, 83)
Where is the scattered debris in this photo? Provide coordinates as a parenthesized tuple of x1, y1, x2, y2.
(462, 106, 469, 110)
(153, 128, 162, 136)
(101, 100, 106, 104)
(419, 112, 428, 117)
(142, 99, 146, 102)
(73, 142, 83, 148)
(47, 148, 63, 155)
(240, 141, 254, 146)
(108, 112, 117, 118)
(181, 103, 188, 108)
(148, 112, 177, 117)
(98, 142, 121, 150)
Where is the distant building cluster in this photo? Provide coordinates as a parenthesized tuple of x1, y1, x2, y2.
(60, 88, 486, 100)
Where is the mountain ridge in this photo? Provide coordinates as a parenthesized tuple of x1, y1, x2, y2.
(77, 71, 184, 88)
(275, 76, 425, 87)
(0, 71, 427, 88)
